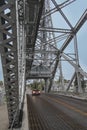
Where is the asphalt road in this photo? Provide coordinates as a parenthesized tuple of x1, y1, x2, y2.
(27, 93, 87, 130)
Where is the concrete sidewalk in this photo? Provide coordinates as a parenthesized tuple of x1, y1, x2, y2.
(0, 104, 8, 130)
(0, 95, 29, 130)
(21, 95, 29, 130)
(52, 91, 87, 100)
(13, 95, 29, 130)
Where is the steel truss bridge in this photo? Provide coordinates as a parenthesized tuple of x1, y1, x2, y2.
(0, 0, 87, 128)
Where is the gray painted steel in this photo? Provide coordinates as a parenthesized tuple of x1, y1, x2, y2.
(0, 0, 87, 128)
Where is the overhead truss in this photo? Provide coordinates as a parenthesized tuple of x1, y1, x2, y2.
(0, 0, 87, 128)
(27, 0, 87, 93)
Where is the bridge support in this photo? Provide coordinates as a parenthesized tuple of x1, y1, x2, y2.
(44, 78, 49, 93)
(0, 0, 20, 128)
(74, 35, 83, 93)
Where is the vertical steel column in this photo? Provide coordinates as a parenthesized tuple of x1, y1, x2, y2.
(74, 35, 82, 93)
(0, 0, 19, 128)
(44, 78, 48, 93)
(59, 58, 64, 91)
(38, 0, 58, 92)
(17, 0, 26, 110)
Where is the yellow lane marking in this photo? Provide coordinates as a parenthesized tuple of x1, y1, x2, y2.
(47, 96, 87, 116)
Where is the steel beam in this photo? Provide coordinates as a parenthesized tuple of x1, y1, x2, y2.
(51, 0, 73, 29)
(0, 0, 19, 128)
(62, 53, 87, 78)
(17, 0, 26, 123)
(48, 9, 87, 92)
(60, 9, 87, 52)
(66, 72, 76, 91)
(48, 51, 60, 92)
(25, 0, 44, 73)
(42, 0, 76, 19)
(39, 27, 71, 33)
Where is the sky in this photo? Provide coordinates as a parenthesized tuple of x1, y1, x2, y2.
(51, 0, 87, 79)
(0, 0, 87, 80)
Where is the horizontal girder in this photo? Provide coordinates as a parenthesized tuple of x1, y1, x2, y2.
(25, 0, 44, 72)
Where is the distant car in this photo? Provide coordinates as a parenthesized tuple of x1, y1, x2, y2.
(32, 89, 40, 95)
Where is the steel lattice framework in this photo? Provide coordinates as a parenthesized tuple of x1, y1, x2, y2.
(0, 0, 87, 128)
(0, 0, 20, 128)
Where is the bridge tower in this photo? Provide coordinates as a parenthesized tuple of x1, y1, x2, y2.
(0, 0, 87, 128)
(33, 0, 58, 92)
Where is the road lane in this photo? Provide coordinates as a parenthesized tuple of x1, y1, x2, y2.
(27, 94, 87, 130)
(46, 95, 87, 116)
(42, 94, 87, 128)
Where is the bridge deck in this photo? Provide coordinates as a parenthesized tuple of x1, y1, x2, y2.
(27, 94, 87, 130)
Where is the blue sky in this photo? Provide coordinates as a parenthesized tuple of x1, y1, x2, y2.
(0, 0, 87, 80)
(52, 0, 87, 79)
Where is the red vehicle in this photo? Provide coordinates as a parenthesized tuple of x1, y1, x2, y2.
(32, 89, 40, 95)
